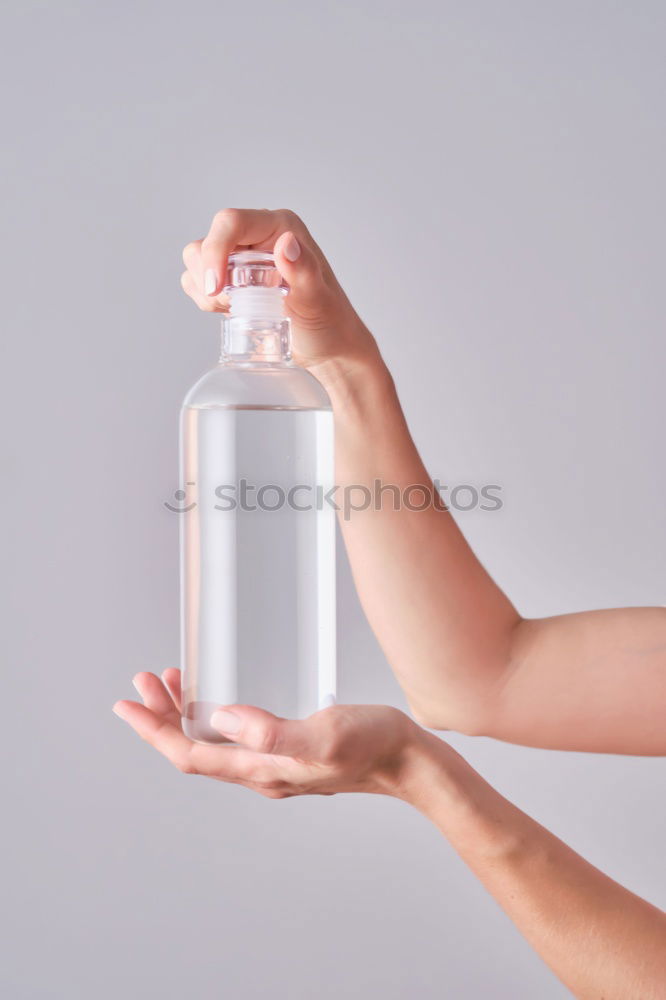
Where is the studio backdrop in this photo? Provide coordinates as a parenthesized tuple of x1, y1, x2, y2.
(2, 2, 665, 998)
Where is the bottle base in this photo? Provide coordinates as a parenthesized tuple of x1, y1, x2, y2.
(182, 702, 234, 745)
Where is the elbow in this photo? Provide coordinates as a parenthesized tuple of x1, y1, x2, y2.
(406, 630, 523, 738)
(408, 696, 496, 738)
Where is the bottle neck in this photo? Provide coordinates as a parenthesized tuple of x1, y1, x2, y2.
(221, 286, 291, 365)
(221, 315, 292, 365)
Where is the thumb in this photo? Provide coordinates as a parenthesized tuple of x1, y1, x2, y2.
(209, 703, 318, 757)
(273, 230, 329, 323)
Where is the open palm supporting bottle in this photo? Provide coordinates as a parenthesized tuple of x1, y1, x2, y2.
(180, 251, 336, 744)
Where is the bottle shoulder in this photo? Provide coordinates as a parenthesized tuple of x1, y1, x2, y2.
(182, 362, 331, 411)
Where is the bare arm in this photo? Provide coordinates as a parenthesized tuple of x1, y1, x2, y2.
(116, 674, 666, 999)
(398, 730, 666, 1000)
(324, 360, 666, 754)
(181, 207, 666, 755)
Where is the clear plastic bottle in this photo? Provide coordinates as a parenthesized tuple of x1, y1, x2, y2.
(180, 251, 336, 744)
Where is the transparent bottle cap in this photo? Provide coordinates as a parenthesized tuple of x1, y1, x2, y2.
(224, 250, 287, 293)
(224, 251, 287, 318)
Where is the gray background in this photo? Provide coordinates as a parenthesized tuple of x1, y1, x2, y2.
(1, 1, 665, 998)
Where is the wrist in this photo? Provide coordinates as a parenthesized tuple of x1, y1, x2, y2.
(308, 346, 395, 412)
(374, 725, 467, 807)
(388, 732, 538, 870)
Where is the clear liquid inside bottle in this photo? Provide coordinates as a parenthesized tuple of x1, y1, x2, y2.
(180, 252, 336, 745)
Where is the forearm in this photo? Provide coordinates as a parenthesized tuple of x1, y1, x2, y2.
(320, 357, 666, 753)
(320, 355, 520, 733)
(393, 732, 666, 999)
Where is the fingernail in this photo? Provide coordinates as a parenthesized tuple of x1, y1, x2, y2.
(210, 709, 241, 734)
(283, 234, 301, 263)
(204, 269, 217, 295)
